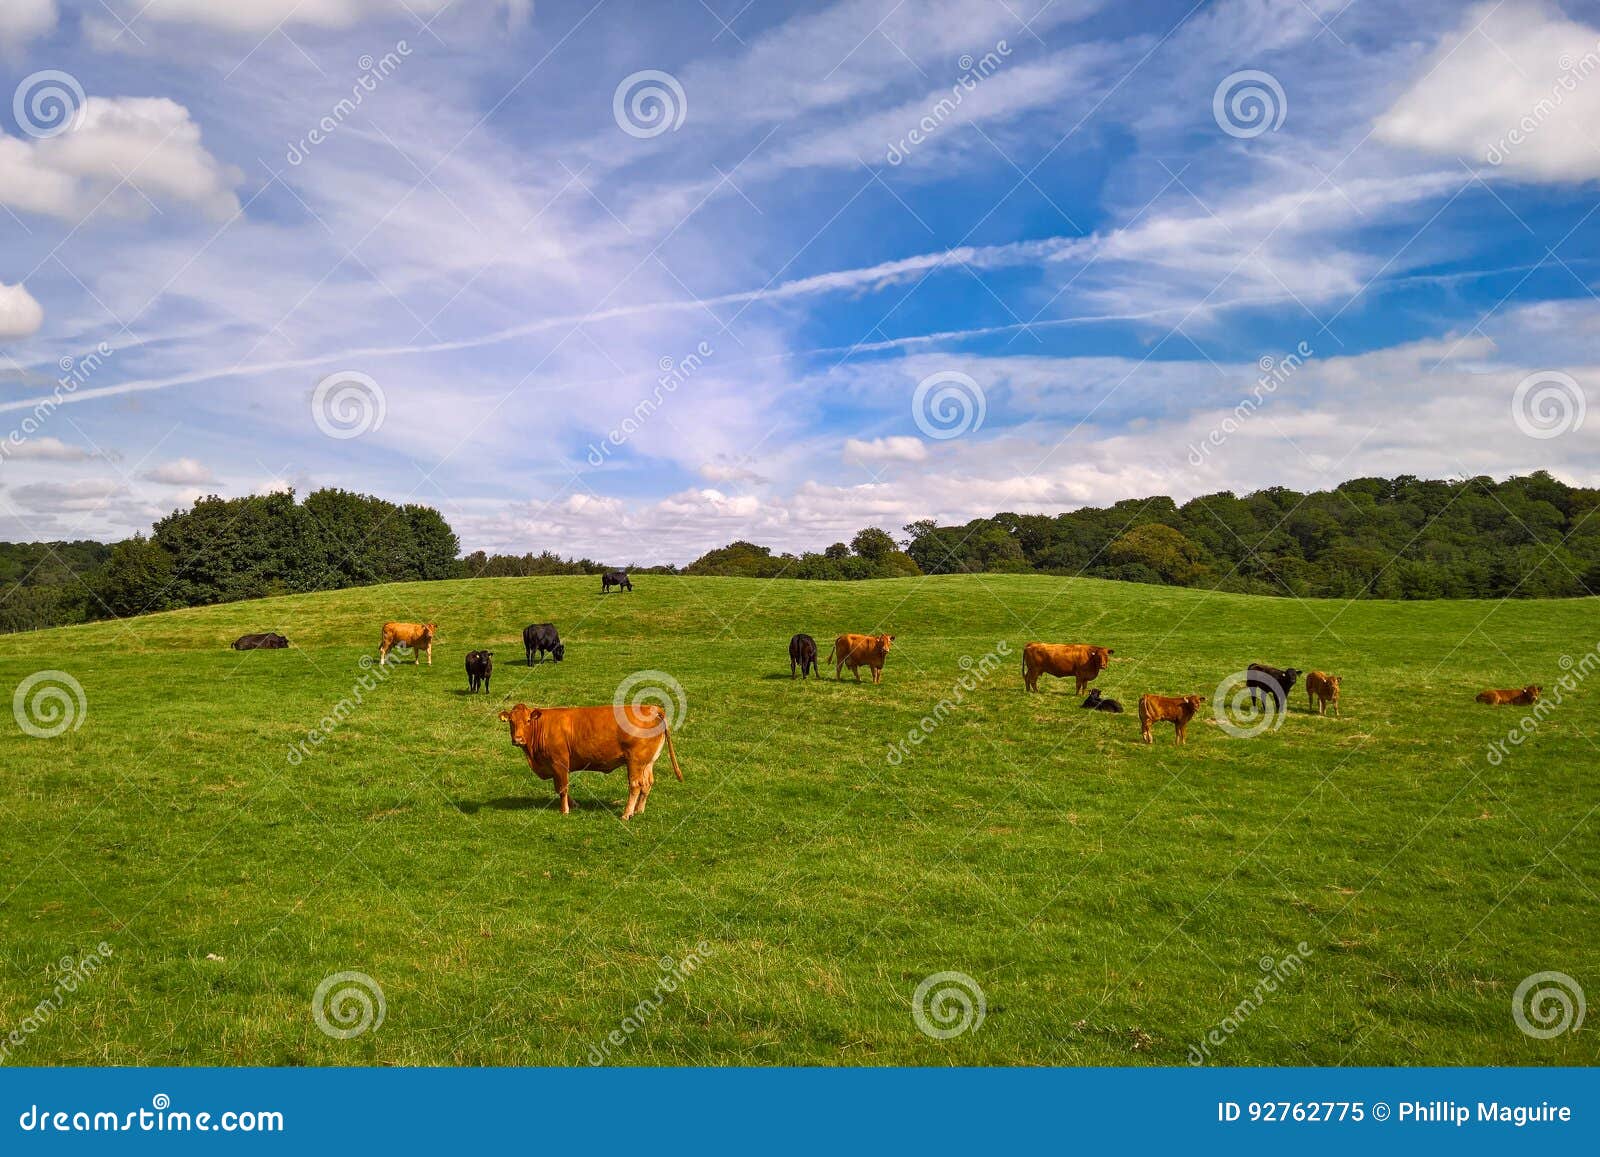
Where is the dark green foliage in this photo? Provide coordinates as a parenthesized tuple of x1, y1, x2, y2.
(0, 490, 460, 632)
(901, 472, 1597, 600)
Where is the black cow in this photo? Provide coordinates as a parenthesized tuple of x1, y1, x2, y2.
(1246, 663, 1302, 714)
(601, 570, 633, 593)
(465, 650, 493, 694)
(789, 633, 819, 679)
(1081, 688, 1124, 713)
(523, 622, 564, 665)
(232, 633, 288, 650)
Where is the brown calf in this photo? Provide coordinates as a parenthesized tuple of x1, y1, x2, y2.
(833, 633, 895, 683)
(1476, 685, 1541, 706)
(1305, 671, 1341, 716)
(1139, 693, 1204, 745)
(497, 703, 683, 819)
(379, 621, 436, 666)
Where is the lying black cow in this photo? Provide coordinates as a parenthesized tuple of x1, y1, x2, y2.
(1081, 688, 1124, 713)
(465, 650, 493, 694)
(523, 622, 564, 665)
(232, 633, 288, 650)
(1246, 663, 1302, 713)
(601, 570, 633, 593)
(789, 633, 819, 679)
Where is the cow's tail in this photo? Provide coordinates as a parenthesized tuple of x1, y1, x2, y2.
(662, 720, 684, 781)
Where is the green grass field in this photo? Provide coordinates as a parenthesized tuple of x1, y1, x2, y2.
(0, 574, 1594, 1066)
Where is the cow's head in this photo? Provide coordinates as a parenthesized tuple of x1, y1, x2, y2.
(877, 634, 896, 654)
(1181, 693, 1205, 717)
(1526, 685, 1542, 701)
(1281, 667, 1302, 686)
(1325, 675, 1341, 693)
(423, 623, 437, 641)
(498, 704, 543, 748)
(553, 643, 565, 662)
(1092, 645, 1113, 668)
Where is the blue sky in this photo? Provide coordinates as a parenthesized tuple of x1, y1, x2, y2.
(1, 0, 1598, 562)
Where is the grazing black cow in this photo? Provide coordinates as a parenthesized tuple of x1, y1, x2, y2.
(601, 570, 633, 593)
(523, 622, 565, 666)
(232, 632, 288, 650)
(789, 633, 819, 679)
(465, 650, 493, 694)
(1246, 663, 1302, 714)
(1081, 688, 1124, 713)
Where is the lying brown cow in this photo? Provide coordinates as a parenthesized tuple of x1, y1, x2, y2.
(833, 633, 895, 683)
(1022, 642, 1113, 693)
(379, 621, 436, 666)
(1305, 671, 1341, 716)
(1139, 693, 1204, 745)
(497, 703, 683, 819)
(1476, 685, 1541, 706)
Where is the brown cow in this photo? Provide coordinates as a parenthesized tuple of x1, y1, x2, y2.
(497, 703, 682, 819)
(1476, 685, 1541, 706)
(1022, 642, 1114, 693)
(1139, 693, 1204, 745)
(379, 621, 436, 666)
(833, 633, 895, 683)
(1305, 671, 1341, 716)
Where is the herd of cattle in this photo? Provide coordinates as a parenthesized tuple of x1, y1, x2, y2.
(225, 571, 1545, 817)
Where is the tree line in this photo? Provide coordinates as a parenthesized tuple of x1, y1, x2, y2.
(3, 473, 1594, 633)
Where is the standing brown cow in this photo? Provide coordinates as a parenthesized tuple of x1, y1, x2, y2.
(379, 621, 436, 666)
(497, 703, 683, 819)
(1305, 671, 1341, 715)
(1022, 643, 1114, 693)
(1139, 693, 1204, 745)
(832, 633, 895, 683)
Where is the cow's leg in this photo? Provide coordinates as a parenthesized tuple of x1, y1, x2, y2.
(835, 654, 844, 680)
(426, 640, 433, 667)
(1140, 720, 1152, 744)
(379, 642, 389, 667)
(622, 757, 648, 820)
(791, 656, 797, 679)
(550, 759, 571, 815)
(1175, 720, 1186, 745)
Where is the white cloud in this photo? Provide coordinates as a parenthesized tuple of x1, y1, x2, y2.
(0, 97, 243, 222)
(0, 282, 44, 339)
(143, 457, 214, 485)
(0, 0, 56, 52)
(843, 436, 928, 465)
(97, 0, 529, 35)
(1375, 1, 1600, 181)
(10, 478, 126, 512)
(0, 436, 90, 461)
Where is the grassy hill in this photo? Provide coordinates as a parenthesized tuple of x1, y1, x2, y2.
(0, 574, 1594, 1065)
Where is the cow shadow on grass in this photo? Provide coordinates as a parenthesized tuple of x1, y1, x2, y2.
(453, 795, 617, 814)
